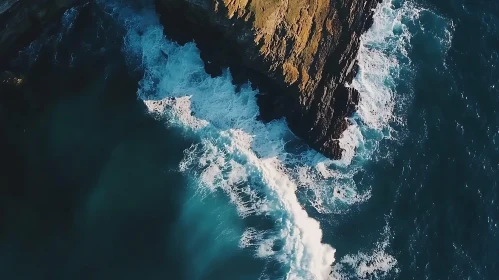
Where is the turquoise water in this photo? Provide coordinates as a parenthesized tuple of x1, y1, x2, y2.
(0, 0, 498, 279)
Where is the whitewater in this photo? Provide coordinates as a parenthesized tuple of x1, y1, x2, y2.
(94, 0, 427, 278)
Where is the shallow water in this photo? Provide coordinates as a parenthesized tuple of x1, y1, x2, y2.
(0, 0, 498, 279)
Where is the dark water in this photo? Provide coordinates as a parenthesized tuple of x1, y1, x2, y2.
(0, 0, 498, 279)
(0, 5, 191, 279)
(390, 0, 499, 278)
(331, 0, 499, 278)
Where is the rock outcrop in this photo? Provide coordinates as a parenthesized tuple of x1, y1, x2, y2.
(0, 0, 80, 61)
(155, 0, 380, 159)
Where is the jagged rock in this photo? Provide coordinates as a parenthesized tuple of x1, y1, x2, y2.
(155, 0, 380, 159)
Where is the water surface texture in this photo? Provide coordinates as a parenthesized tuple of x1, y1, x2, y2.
(0, 0, 497, 279)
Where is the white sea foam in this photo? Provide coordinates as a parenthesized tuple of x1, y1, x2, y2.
(293, 0, 420, 217)
(348, 0, 417, 142)
(332, 219, 399, 279)
(107, 4, 337, 278)
(96, 0, 423, 278)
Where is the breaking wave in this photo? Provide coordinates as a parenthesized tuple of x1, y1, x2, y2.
(95, 0, 429, 278)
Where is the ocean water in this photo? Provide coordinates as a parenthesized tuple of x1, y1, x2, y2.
(0, 0, 497, 279)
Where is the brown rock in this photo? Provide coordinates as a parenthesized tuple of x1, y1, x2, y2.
(155, 0, 381, 159)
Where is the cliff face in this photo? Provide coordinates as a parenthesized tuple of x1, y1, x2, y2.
(155, 0, 380, 159)
(0, 0, 80, 61)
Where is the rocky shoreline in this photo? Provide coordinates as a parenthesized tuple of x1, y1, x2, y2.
(1, 0, 380, 159)
(154, 0, 381, 159)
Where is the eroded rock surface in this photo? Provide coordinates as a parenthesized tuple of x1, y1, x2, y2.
(155, 0, 379, 159)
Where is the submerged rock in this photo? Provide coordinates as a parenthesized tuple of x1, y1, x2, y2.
(155, 0, 380, 159)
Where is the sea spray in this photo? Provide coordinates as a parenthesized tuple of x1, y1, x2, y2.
(95, 0, 422, 278)
(104, 2, 338, 278)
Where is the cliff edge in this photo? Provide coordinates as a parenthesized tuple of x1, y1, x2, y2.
(155, 0, 380, 159)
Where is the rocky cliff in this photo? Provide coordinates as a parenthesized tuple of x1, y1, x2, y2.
(0, 0, 80, 61)
(155, 0, 380, 159)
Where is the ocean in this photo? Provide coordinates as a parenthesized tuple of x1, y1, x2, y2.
(0, 0, 497, 279)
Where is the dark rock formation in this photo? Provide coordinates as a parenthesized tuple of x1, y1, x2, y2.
(0, 0, 81, 62)
(155, 0, 380, 159)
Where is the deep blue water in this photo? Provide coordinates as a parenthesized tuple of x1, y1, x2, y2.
(0, 0, 497, 279)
